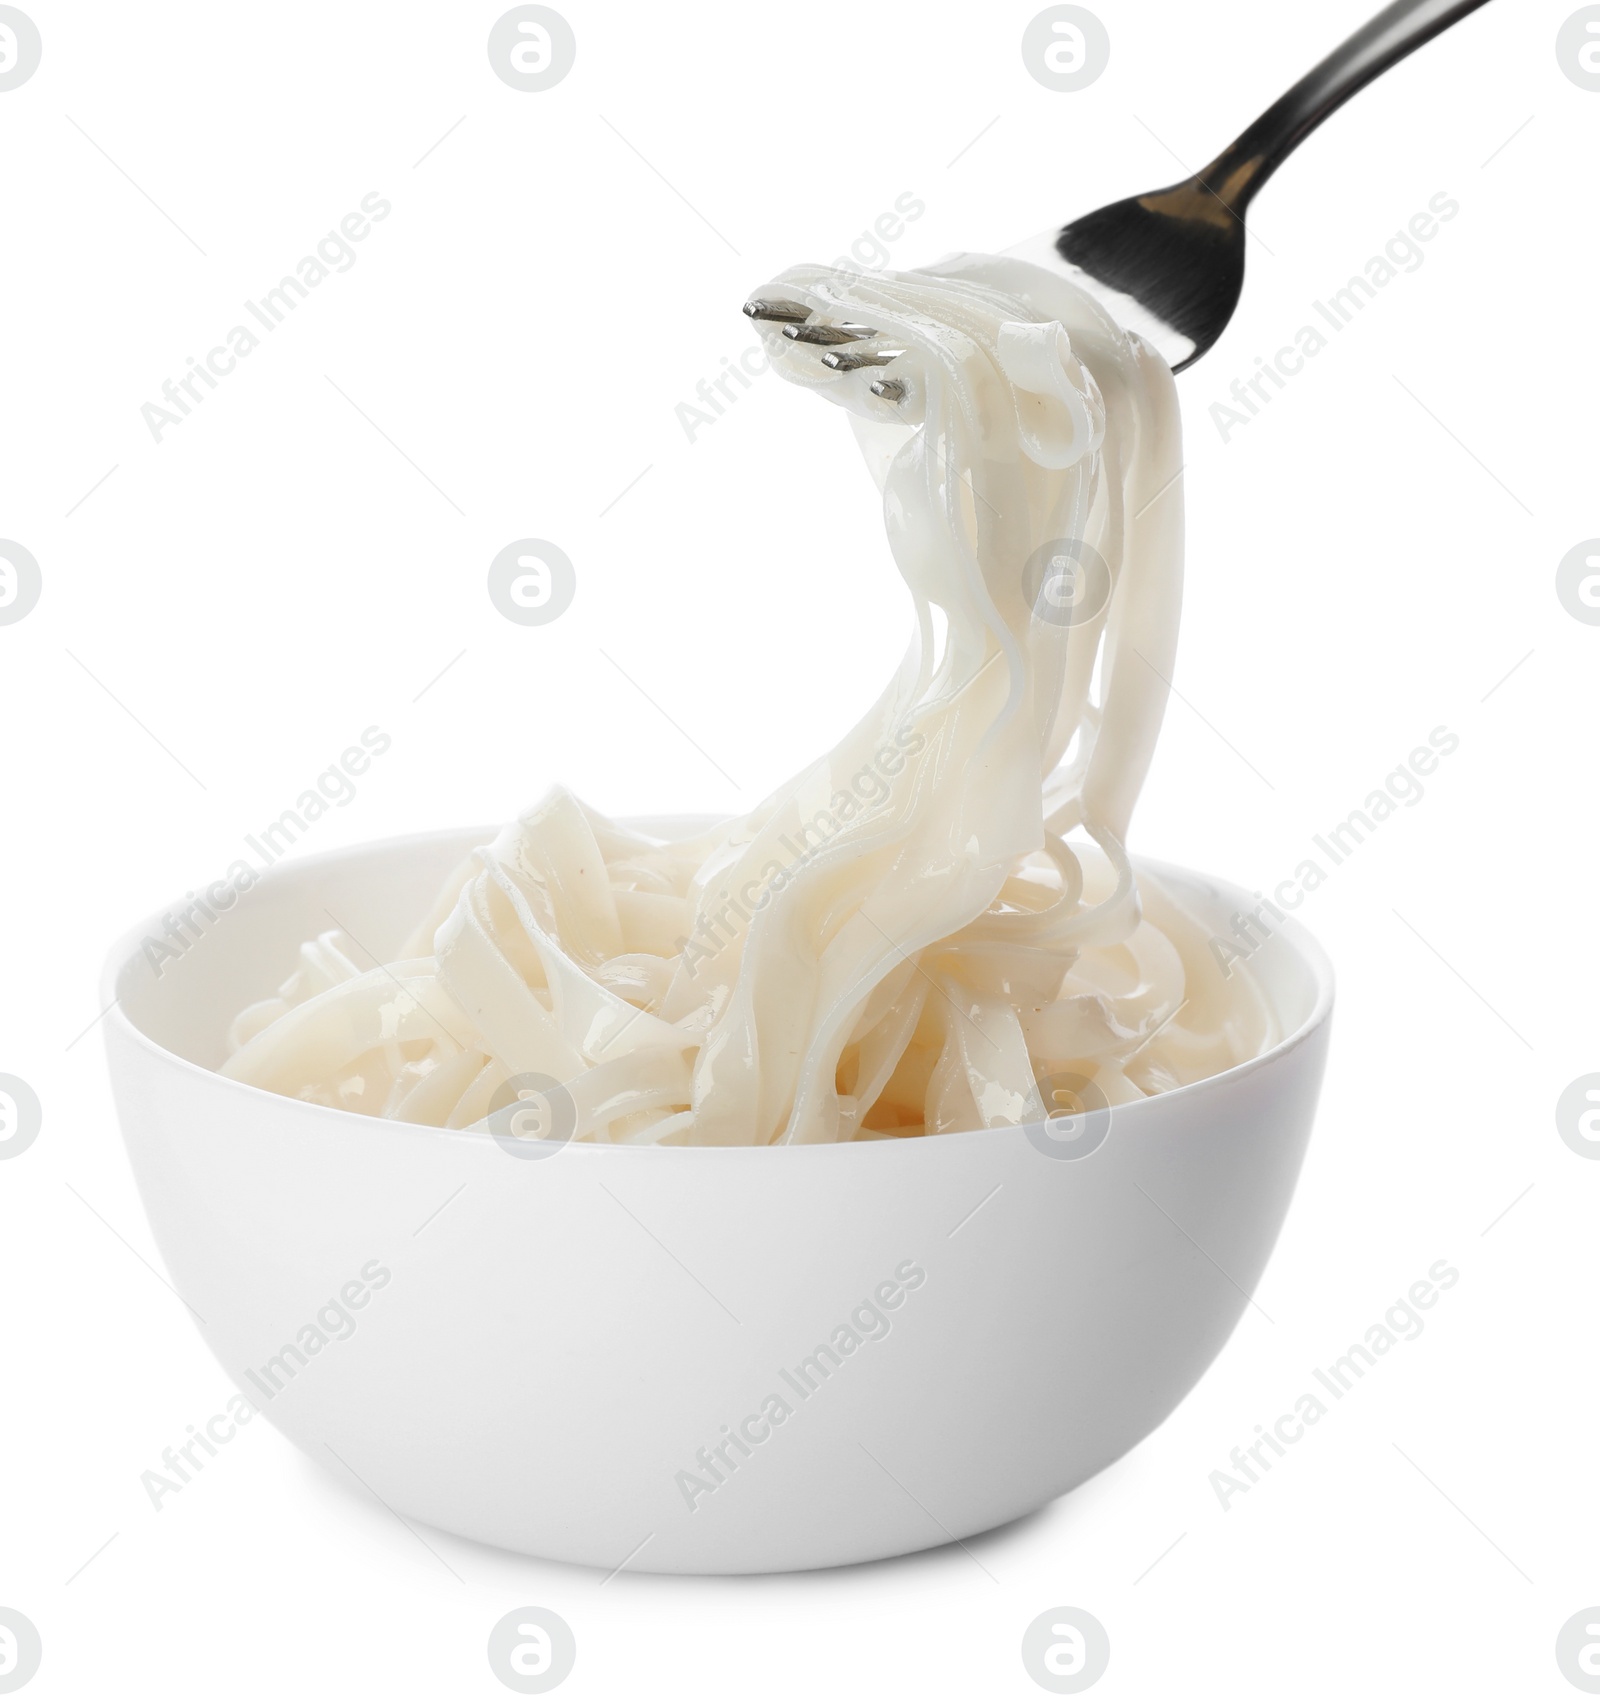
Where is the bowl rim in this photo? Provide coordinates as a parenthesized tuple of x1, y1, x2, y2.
(101, 821, 1335, 1160)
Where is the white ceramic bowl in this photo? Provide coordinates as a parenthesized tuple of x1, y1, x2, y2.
(103, 824, 1332, 1575)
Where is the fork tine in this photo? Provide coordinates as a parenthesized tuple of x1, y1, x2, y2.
(743, 299, 810, 323)
(782, 323, 878, 345)
(822, 349, 902, 372)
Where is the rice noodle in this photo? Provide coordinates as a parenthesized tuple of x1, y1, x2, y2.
(221, 253, 1278, 1145)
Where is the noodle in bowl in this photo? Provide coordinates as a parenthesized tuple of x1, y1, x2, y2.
(218, 256, 1279, 1149)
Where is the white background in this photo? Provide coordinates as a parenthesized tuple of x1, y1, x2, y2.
(2, 0, 1597, 1695)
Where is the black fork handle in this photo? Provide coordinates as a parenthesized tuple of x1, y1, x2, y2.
(1202, 0, 1494, 213)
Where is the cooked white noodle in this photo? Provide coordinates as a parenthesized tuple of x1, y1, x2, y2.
(222, 254, 1277, 1144)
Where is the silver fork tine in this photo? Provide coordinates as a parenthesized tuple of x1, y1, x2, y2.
(822, 348, 903, 372)
(743, 299, 810, 323)
(782, 323, 878, 345)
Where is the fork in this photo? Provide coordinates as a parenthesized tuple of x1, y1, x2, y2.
(746, 0, 1492, 379)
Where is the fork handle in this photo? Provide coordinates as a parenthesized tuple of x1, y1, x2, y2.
(1200, 0, 1494, 213)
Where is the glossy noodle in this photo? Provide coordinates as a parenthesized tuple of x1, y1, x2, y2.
(222, 253, 1277, 1145)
